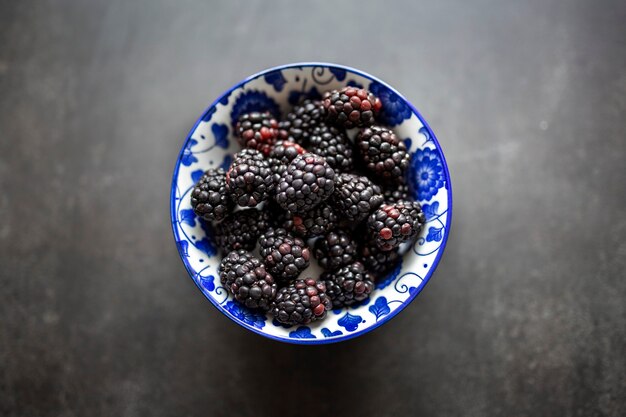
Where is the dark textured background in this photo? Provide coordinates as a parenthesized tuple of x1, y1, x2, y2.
(1, 0, 625, 416)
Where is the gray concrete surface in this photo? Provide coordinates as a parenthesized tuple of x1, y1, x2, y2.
(1, 0, 625, 416)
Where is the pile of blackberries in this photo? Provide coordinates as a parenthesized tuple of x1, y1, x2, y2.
(190, 87, 425, 326)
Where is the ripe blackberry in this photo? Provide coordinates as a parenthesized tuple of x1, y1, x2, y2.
(271, 278, 332, 325)
(322, 87, 382, 128)
(360, 241, 401, 276)
(267, 140, 306, 184)
(330, 173, 384, 222)
(383, 182, 411, 203)
(275, 153, 335, 213)
(356, 126, 410, 183)
(235, 112, 279, 155)
(219, 250, 277, 311)
(367, 201, 426, 251)
(281, 99, 325, 145)
(322, 261, 375, 308)
(215, 208, 269, 253)
(308, 124, 353, 172)
(283, 203, 337, 238)
(258, 227, 310, 284)
(190, 168, 233, 221)
(226, 149, 273, 207)
(314, 230, 358, 270)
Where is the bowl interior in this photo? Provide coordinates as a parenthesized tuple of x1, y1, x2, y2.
(171, 63, 451, 344)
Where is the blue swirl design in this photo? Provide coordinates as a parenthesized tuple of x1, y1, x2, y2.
(369, 81, 411, 126)
(369, 297, 391, 321)
(394, 272, 423, 295)
(321, 328, 343, 338)
(181, 139, 198, 166)
(338, 312, 363, 332)
(410, 147, 445, 201)
(289, 326, 316, 338)
(375, 260, 403, 290)
(224, 301, 266, 329)
(211, 123, 229, 149)
(231, 90, 280, 126)
(264, 71, 287, 92)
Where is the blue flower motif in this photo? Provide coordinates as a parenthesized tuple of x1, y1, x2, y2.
(231, 90, 280, 126)
(224, 301, 266, 329)
(288, 87, 322, 106)
(211, 123, 229, 149)
(290, 326, 316, 338)
(177, 240, 189, 257)
(219, 154, 233, 171)
(195, 237, 217, 257)
(329, 67, 346, 81)
(321, 328, 343, 338)
(179, 208, 196, 227)
(202, 107, 216, 122)
(199, 275, 215, 292)
(346, 80, 363, 89)
(375, 260, 403, 290)
(421, 201, 439, 221)
(369, 297, 391, 321)
(264, 71, 287, 92)
(191, 169, 204, 183)
(410, 147, 445, 201)
(369, 81, 412, 126)
(426, 226, 443, 242)
(181, 139, 198, 166)
(337, 312, 363, 332)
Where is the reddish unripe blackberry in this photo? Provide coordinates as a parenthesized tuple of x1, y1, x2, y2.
(275, 153, 335, 213)
(356, 126, 410, 183)
(258, 227, 310, 284)
(235, 112, 279, 155)
(367, 201, 426, 251)
(190, 168, 233, 221)
(219, 250, 277, 311)
(322, 87, 382, 128)
(271, 278, 332, 325)
(322, 261, 375, 308)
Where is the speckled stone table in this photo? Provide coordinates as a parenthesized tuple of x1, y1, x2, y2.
(1, 0, 625, 416)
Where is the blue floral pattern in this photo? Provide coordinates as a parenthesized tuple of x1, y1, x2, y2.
(172, 64, 451, 344)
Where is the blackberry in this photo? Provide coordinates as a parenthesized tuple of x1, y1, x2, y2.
(190, 168, 232, 221)
(226, 149, 273, 207)
(322, 262, 375, 308)
(275, 153, 335, 213)
(271, 278, 332, 325)
(235, 112, 279, 155)
(322, 87, 382, 128)
(267, 140, 306, 185)
(330, 173, 384, 222)
(367, 201, 426, 251)
(283, 203, 337, 238)
(281, 99, 325, 145)
(308, 124, 353, 172)
(258, 227, 310, 284)
(360, 241, 401, 276)
(356, 126, 410, 183)
(215, 208, 269, 253)
(219, 250, 277, 311)
(383, 182, 411, 203)
(314, 230, 358, 270)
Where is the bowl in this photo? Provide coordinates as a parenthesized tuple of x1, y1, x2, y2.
(170, 63, 452, 344)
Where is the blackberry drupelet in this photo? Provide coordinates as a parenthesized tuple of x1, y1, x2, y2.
(190, 168, 232, 221)
(271, 278, 332, 325)
(314, 230, 358, 270)
(267, 140, 306, 185)
(215, 208, 269, 253)
(322, 261, 375, 308)
(356, 126, 410, 183)
(275, 153, 335, 213)
(281, 99, 325, 145)
(235, 112, 279, 155)
(322, 87, 382, 128)
(218, 250, 277, 311)
(360, 241, 401, 276)
(226, 149, 273, 207)
(308, 124, 353, 171)
(330, 173, 384, 222)
(367, 201, 426, 251)
(258, 227, 310, 284)
(283, 203, 337, 238)
(383, 182, 411, 203)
